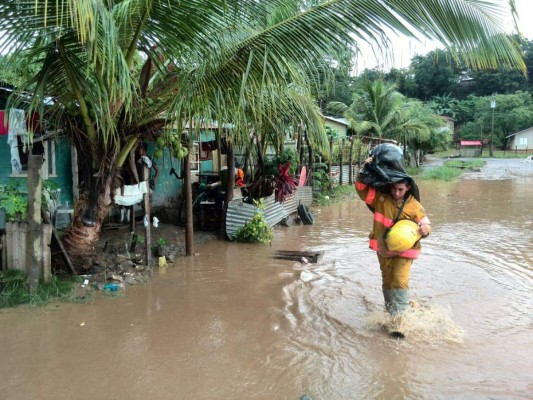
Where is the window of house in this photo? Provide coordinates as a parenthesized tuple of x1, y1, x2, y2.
(519, 137, 528, 146)
(7, 109, 56, 179)
(190, 141, 200, 172)
(10, 137, 56, 179)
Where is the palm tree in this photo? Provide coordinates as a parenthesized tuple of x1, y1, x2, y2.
(328, 80, 405, 144)
(0, 0, 525, 272)
(329, 80, 441, 165)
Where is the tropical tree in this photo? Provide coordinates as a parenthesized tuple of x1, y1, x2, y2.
(410, 49, 461, 100)
(427, 93, 459, 118)
(329, 80, 407, 138)
(0, 0, 526, 272)
(397, 101, 447, 165)
(329, 80, 444, 165)
(458, 92, 533, 148)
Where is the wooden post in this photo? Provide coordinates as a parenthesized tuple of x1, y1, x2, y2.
(306, 134, 313, 189)
(328, 136, 333, 176)
(142, 164, 152, 268)
(348, 137, 354, 185)
(1, 233, 6, 271)
(221, 139, 235, 240)
(70, 143, 79, 201)
(27, 155, 43, 293)
(42, 224, 52, 283)
(339, 138, 345, 186)
(184, 135, 194, 255)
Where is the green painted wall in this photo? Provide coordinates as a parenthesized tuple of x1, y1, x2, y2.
(1, 136, 186, 212)
(53, 137, 73, 205)
(145, 143, 184, 208)
(0, 135, 73, 205)
(0, 136, 12, 186)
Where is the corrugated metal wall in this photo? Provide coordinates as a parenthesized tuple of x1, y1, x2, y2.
(226, 186, 313, 239)
(330, 165, 357, 185)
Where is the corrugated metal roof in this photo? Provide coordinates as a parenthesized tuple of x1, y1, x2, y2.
(226, 186, 313, 240)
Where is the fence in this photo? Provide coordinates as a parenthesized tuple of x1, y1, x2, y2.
(329, 165, 357, 186)
(1, 222, 53, 283)
(226, 186, 313, 240)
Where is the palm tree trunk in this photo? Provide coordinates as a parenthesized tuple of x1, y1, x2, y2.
(61, 174, 113, 272)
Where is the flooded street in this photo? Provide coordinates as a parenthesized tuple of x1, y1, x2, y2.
(1, 160, 532, 400)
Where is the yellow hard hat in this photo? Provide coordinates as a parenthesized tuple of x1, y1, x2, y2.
(385, 219, 421, 252)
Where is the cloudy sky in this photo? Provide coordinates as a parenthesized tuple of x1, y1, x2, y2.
(356, 0, 533, 72)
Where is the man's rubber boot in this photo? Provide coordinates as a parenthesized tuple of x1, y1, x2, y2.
(388, 289, 410, 338)
(389, 315, 405, 338)
(382, 288, 394, 313)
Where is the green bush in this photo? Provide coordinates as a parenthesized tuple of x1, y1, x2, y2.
(312, 162, 333, 192)
(0, 180, 27, 221)
(235, 200, 273, 244)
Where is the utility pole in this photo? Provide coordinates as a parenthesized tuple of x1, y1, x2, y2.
(480, 125, 483, 156)
(490, 94, 496, 157)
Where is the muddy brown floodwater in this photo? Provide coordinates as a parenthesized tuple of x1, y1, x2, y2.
(1, 159, 532, 400)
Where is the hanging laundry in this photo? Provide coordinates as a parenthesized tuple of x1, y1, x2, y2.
(0, 110, 8, 135)
(7, 109, 27, 174)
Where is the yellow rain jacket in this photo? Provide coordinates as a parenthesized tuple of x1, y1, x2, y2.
(355, 178, 430, 259)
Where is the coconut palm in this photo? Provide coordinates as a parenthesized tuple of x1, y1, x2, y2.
(328, 80, 409, 136)
(0, 0, 526, 271)
(328, 79, 442, 166)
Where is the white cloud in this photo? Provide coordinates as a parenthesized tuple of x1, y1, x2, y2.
(355, 0, 533, 72)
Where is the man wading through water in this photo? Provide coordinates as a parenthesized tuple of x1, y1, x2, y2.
(355, 155, 431, 338)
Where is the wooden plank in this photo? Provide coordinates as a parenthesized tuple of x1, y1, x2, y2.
(0, 233, 6, 271)
(272, 250, 323, 263)
(71, 143, 79, 201)
(41, 209, 76, 275)
(5, 223, 13, 270)
(27, 155, 43, 293)
(42, 225, 53, 283)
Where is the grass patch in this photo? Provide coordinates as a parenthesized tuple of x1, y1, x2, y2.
(421, 166, 463, 181)
(443, 159, 485, 169)
(315, 184, 356, 205)
(0, 270, 82, 308)
(405, 167, 422, 177)
(481, 150, 532, 159)
(422, 159, 486, 181)
(431, 149, 531, 159)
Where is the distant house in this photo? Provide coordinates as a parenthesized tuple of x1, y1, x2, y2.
(460, 140, 482, 157)
(506, 127, 533, 152)
(324, 116, 350, 138)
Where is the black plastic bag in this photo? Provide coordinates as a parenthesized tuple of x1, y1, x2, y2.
(359, 143, 420, 201)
